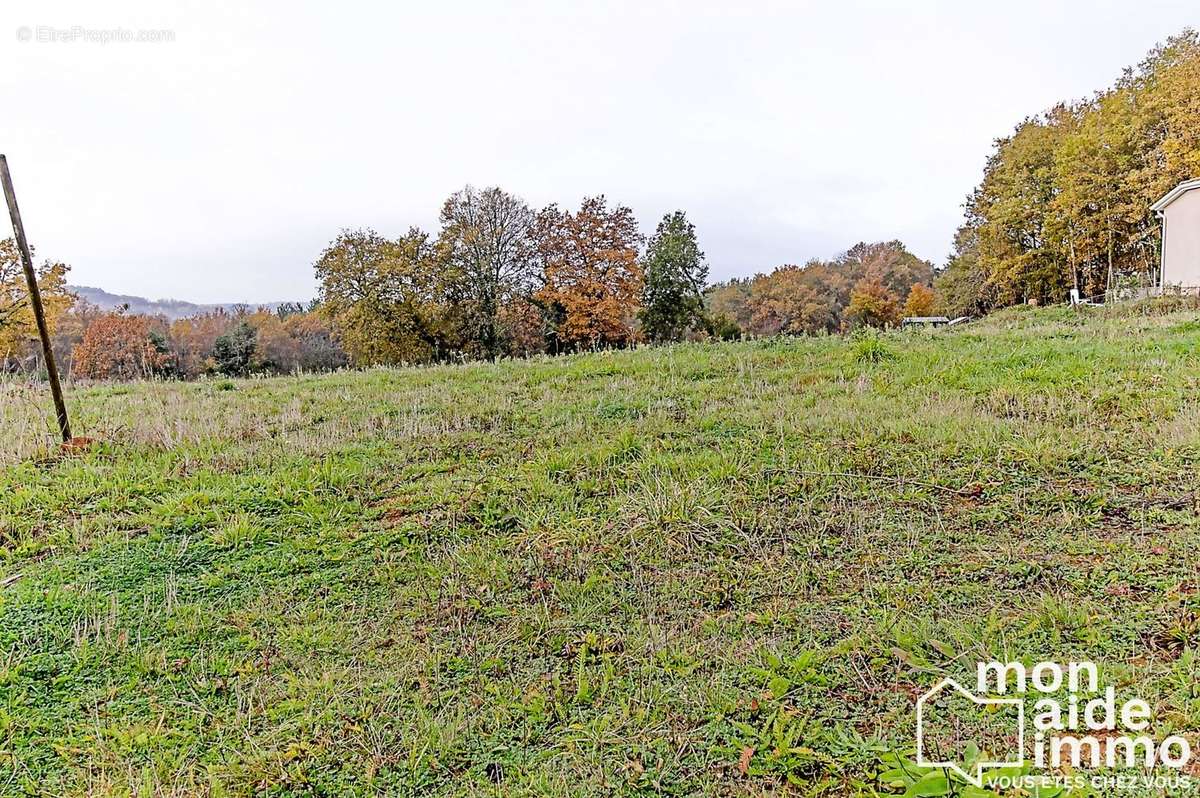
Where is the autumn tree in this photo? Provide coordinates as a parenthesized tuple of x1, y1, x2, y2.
(315, 228, 462, 365)
(48, 300, 102, 377)
(1146, 32, 1200, 188)
(747, 265, 837, 336)
(902, 283, 937, 317)
(169, 310, 235, 377)
(934, 225, 993, 318)
(705, 278, 753, 331)
(639, 211, 708, 342)
(438, 186, 540, 358)
(242, 310, 295, 373)
(946, 30, 1200, 310)
(242, 308, 347, 374)
(1052, 97, 1137, 297)
(731, 241, 930, 336)
(73, 311, 174, 380)
(845, 277, 901, 329)
(972, 112, 1072, 306)
(532, 197, 643, 351)
(0, 238, 74, 364)
(495, 299, 545, 358)
(839, 241, 934, 299)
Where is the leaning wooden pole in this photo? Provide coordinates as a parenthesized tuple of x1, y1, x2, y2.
(0, 155, 72, 442)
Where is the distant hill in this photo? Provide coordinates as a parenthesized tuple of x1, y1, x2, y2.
(69, 285, 300, 321)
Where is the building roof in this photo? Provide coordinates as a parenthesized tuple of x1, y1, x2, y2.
(1151, 179, 1200, 213)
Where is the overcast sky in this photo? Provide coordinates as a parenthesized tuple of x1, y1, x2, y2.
(1, 0, 1196, 303)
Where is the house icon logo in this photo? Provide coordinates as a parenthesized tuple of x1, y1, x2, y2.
(915, 677, 1025, 787)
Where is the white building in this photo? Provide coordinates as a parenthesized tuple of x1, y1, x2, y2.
(1152, 179, 1200, 289)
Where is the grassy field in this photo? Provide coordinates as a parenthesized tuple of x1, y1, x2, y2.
(4, 302, 1200, 796)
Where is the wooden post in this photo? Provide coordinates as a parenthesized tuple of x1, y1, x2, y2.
(0, 155, 72, 442)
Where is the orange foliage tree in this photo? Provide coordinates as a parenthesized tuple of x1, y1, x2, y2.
(902, 283, 937, 317)
(845, 277, 901, 329)
(709, 241, 932, 337)
(168, 311, 234, 377)
(747, 265, 838, 335)
(245, 308, 347, 373)
(73, 312, 174, 380)
(532, 197, 643, 351)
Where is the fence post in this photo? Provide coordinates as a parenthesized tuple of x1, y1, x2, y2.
(0, 155, 72, 442)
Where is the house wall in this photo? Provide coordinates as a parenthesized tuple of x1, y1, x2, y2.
(1164, 189, 1200, 287)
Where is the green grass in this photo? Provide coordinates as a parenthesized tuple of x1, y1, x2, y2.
(4, 302, 1200, 796)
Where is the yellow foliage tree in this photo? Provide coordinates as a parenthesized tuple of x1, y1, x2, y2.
(315, 228, 461, 365)
(0, 238, 74, 362)
(946, 30, 1200, 309)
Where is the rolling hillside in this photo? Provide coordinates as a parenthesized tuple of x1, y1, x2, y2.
(69, 285, 298, 320)
(3, 302, 1200, 795)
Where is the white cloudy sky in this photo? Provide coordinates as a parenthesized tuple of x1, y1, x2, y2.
(1, 0, 1196, 303)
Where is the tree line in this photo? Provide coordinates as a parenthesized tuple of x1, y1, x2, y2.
(936, 30, 1200, 314)
(61, 303, 345, 380)
(315, 189, 941, 366)
(4, 29, 1198, 379)
(314, 189, 711, 364)
(705, 241, 936, 337)
(1, 194, 939, 380)
(0, 189, 718, 377)
(0, 243, 346, 380)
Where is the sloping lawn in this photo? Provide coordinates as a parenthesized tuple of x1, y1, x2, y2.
(3, 303, 1200, 796)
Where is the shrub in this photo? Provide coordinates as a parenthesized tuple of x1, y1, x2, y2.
(850, 330, 896, 364)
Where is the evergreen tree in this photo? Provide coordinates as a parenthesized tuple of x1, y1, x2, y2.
(639, 211, 708, 342)
(212, 321, 257, 376)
